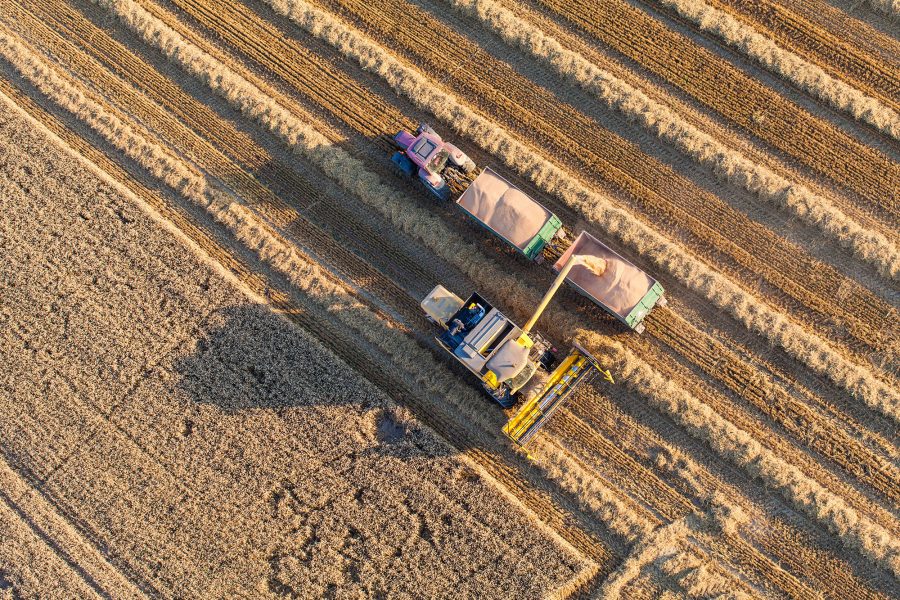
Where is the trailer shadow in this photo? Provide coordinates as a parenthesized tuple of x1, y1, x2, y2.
(172, 303, 465, 459)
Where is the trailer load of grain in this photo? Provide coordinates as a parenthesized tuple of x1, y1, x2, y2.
(457, 167, 561, 258)
(555, 232, 665, 331)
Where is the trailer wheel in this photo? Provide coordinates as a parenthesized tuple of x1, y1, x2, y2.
(657, 296, 668, 308)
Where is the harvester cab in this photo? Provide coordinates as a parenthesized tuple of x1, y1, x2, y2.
(391, 123, 476, 201)
(422, 255, 612, 445)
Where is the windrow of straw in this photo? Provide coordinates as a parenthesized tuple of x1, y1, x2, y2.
(656, 0, 900, 139)
(73, 2, 900, 577)
(441, 0, 898, 279)
(257, 0, 900, 422)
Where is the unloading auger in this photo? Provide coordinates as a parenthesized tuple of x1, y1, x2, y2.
(422, 254, 615, 446)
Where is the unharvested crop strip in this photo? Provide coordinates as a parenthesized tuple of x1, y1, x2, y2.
(653, 0, 900, 139)
(443, 0, 899, 277)
(0, 24, 634, 576)
(78, 0, 900, 577)
(247, 0, 900, 422)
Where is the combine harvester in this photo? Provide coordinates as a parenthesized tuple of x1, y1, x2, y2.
(395, 123, 667, 444)
(422, 255, 613, 445)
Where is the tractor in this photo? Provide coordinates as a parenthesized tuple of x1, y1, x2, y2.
(391, 123, 476, 200)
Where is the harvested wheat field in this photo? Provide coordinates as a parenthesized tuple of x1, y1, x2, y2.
(0, 0, 897, 595)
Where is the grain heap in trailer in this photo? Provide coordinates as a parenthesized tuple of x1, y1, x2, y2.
(393, 124, 667, 444)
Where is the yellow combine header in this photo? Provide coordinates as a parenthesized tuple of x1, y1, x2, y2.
(504, 344, 611, 446)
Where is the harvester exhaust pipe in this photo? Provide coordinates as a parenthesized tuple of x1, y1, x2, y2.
(522, 255, 607, 334)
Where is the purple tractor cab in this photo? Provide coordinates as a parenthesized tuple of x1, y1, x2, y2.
(391, 123, 476, 200)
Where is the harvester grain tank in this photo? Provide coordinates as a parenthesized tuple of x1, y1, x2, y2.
(422, 254, 614, 445)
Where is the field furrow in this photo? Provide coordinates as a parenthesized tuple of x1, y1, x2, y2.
(534, 0, 900, 216)
(708, 0, 900, 110)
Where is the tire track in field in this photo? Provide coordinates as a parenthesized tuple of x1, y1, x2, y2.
(709, 0, 900, 109)
(0, 56, 622, 582)
(534, 0, 900, 217)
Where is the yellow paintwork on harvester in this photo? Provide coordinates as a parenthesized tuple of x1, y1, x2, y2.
(483, 370, 499, 389)
(503, 353, 585, 444)
(516, 332, 534, 349)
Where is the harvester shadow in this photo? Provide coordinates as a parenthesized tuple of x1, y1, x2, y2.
(172, 304, 468, 459)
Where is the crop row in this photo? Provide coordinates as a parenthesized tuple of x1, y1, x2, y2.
(653, 0, 899, 138)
